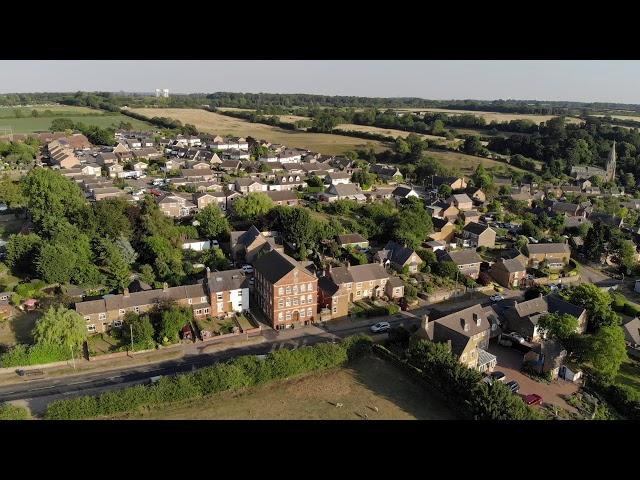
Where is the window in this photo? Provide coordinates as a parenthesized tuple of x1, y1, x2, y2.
(286, 298, 291, 307)
(119, 309, 125, 316)
(188, 298, 192, 304)
(293, 298, 299, 306)
(237, 290, 242, 297)
(293, 285, 298, 294)
(300, 284, 306, 293)
(98, 313, 106, 320)
(113, 320, 123, 328)
(356, 291, 361, 297)
(461, 353, 467, 362)
(134, 306, 140, 313)
(307, 283, 313, 291)
(278, 299, 284, 308)
(300, 296, 305, 305)
(356, 282, 363, 289)
(195, 309, 202, 315)
(279, 287, 284, 295)
(84, 316, 90, 322)
(286, 312, 292, 321)
(217, 302, 224, 312)
(300, 310, 306, 318)
(332, 306, 337, 313)
(346, 283, 352, 289)
(307, 308, 312, 317)
(201, 296, 207, 303)
(216, 293, 223, 301)
(87, 324, 96, 333)
(286, 286, 291, 294)
(278, 312, 283, 320)
(307, 294, 312, 302)
(203, 308, 210, 315)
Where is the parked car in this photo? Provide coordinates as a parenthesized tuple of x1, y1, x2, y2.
(490, 371, 506, 382)
(524, 393, 543, 406)
(490, 294, 505, 302)
(508, 331, 526, 344)
(498, 337, 513, 347)
(370, 322, 391, 333)
(211, 240, 220, 248)
(242, 265, 254, 274)
(528, 237, 539, 244)
(506, 380, 520, 393)
(549, 284, 559, 292)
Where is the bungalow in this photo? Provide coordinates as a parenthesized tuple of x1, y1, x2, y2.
(325, 171, 352, 185)
(523, 243, 571, 269)
(337, 233, 369, 250)
(265, 190, 300, 206)
(219, 160, 242, 172)
(370, 164, 403, 181)
(413, 305, 496, 372)
(320, 183, 367, 203)
(460, 222, 496, 248)
(181, 168, 216, 182)
(438, 249, 483, 279)
(391, 185, 419, 201)
(489, 257, 527, 289)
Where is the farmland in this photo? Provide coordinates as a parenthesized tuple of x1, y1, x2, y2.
(335, 123, 461, 147)
(423, 149, 539, 175)
(392, 107, 584, 125)
(108, 354, 457, 420)
(131, 108, 387, 155)
(0, 113, 154, 134)
(0, 105, 98, 118)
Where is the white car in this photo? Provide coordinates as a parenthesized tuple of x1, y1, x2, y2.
(211, 240, 220, 248)
(508, 331, 526, 344)
(490, 294, 504, 302)
(370, 322, 391, 333)
(242, 265, 254, 274)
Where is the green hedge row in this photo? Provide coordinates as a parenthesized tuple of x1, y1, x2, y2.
(352, 302, 400, 318)
(0, 403, 31, 420)
(590, 379, 640, 420)
(611, 293, 640, 317)
(0, 343, 71, 367)
(45, 335, 373, 420)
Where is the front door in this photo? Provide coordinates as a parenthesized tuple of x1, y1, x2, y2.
(292, 310, 300, 323)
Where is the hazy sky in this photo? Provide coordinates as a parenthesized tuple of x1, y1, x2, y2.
(1, 60, 639, 104)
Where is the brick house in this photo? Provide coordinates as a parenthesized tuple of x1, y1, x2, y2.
(429, 217, 455, 243)
(447, 193, 474, 211)
(523, 243, 571, 269)
(253, 250, 318, 329)
(460, 222, 496, 248)
(489, 257, 527, 288)
(431, 175, 467, 190)
(265, 190, 299, 206)
(438, 249, 483, 279)
(377, 241, 423, 273)
(158, 193, 197, 218)
(230, 226, 283, 264)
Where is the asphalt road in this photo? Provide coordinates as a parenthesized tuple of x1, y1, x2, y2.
(0, 315, 421, 416)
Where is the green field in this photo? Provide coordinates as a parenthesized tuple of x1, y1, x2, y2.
(0, 114, 154, 133)
(0, 105, 97, 118)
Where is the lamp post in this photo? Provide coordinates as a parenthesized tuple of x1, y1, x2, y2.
(130, 323, 134, 356)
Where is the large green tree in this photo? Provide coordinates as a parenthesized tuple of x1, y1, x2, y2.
(392, 198, 433, 249)
(586, 324, 628, 379)
(196, 204, 231, 240)
(537, 312, 579, 341)
(568, 284, 620, 330)
(157, 306, 192, 344)
(32, 305, 87, 351)
(0, 175, 26, 209)
(5, 233, 41, 275)
(122, 312, 155, 350)
(232, 192, 273, 222)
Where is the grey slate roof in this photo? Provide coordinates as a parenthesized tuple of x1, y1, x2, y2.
(441, 249, 483, 265)
(206, 269, 248, 292)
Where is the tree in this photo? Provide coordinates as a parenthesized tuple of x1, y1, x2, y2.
(435, 261, 459, 279)
(139, 264, 156, 285)
(351, 171, 376, 189)
(196, 204, 230, 240)
(122, 312, 155, 350)
(36, 243, 75, 284)
(157, 306, 192, 344)
(32, 305, 87, 351)
(114, 235, 138, 266)
(92, 198, 134, 240)
(584, 221, 608, 263)
(392, 198, 433, 249)
(471, 164, 493, 189)
(232, 192, 273, 222)
(463, 136, 485, 156)
(0, 175, 26, 209)
(96, 239, 131, 292)
(49, 118, 76, 132)
(587, 324, 628, 379)
(470, 381, 540, 420)
(5, 233, 41, 275)
(201, 247, 229, 271)
(438, 184, 453, 198)
(144, 236, 184, 282)
(568, 283, 620, 330)
(618, 239, 637, 274)
(537, 313, 579, 340)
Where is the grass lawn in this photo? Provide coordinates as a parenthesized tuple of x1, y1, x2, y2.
(109, 354, 457, 420)
(194, 316, 236, 337)
(131, 108, 388, 155)
(0, 113, 153, 134)
(235, 313, 255, 331)
(0, 310, 40, 347)
(87, 332, 125, 356)
(423, 149, 535, 175)
(616, 359, 640, 391)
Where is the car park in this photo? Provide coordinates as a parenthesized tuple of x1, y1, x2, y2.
(370, 322, 391, 333)
(506, 380, 520, 393)
(524, 393, 543, 406)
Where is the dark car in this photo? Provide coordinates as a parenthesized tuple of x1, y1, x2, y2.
(506, 380, 520, 393)
(490, 371, 506, 382)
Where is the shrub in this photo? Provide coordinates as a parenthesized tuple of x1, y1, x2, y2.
(0, 343, 70, 367)
(624, 303, 640, 317)
(45, 336, 365, 419)
(0, 403, 31, 420)
(386, 304, 400, 315)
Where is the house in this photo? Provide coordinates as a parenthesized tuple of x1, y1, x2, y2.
(424, 240, 446, 252)
(588, 212, 623, 228)
(158, 193, 197, 218)
(462, 210, 481, 225)
(164, 158, 186, 171)
(277, 150, 303, 164)
(181, 168, 216, 182)
(489, 257, 527, 289)
(523, 243, 571, 269)
(186, 161, 212, 170)
(623, 318, 640, 349)
(318, 262, 390, 319)
(447, 193, 474, 211)
(132, 161, 148, 172)
(523, 339, 567, 380)
(571, 165, 607, 181)
(230, 226, 283, 264)
(431, 175, 467, 190)
(391, 185, 419, 201)
(264, 190, 300, 206)
(195, 192, 227, 211)
(337, 233, 369, 250)
(253, 250, 318, 329)
(258, 151, 280, 162)
(234, 178, 268, 194)
(92, 187, 128, 201)
(113, 142, 130, 154)
(438, 249, 483, 279)
(385, 276, 405, 299)
(75, 268, 249, 334)
(429, 217, 455, 243)
(95, 152, 118, 166)
(465, 187, 486, 204)
(426, 201, 459, 222)
(365, 186, 395, 202)
(551, 202, 584, 217)
(219, 160, 242, 172)
(502, 294, 587, 341)
(370, 164, 403, 181)
(181, 239, 211, 251)
(320, 183, 367, 203)
(460, 222, 496, 248)
(222, 149, 250, 161)
(379, 241, 423, 273)
(271, 175, 306, 191)
(413, 305, 497, 372)
(116, 151, 134, 163)
(325, 171, 352, 185)
(107, 164, 124, 178)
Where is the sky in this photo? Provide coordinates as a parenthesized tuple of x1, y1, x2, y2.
(1, 60, 639, 104)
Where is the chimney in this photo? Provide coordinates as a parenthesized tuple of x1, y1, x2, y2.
(473, 312, 481, 326)
(463, 319, 469, 332)
(421, 314, 430, 330)
(123, 288, 130, 298)
(163, 282, 168, 292)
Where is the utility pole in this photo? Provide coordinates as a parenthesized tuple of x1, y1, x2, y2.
(130, 323, 134, 355)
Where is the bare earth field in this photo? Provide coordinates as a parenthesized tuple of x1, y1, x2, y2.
(335, 123, 461, 146)
(132, 108, 387, 155)
(109, 355, 457, 420)
(394, 108, 584, 125)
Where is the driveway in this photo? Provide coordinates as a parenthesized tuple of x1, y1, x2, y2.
(488, 343, 579, 413)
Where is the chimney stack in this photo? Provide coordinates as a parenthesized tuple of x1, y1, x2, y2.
(473, 312, 481, 326)
(421, 314, 430, 330)
(463, 319, 469, 332)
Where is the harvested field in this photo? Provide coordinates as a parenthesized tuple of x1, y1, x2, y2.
(109, 354, 457, 420)
(393, 107, 584, 125)
(131, 108, 387, 155)
(335, 123, 460, 146)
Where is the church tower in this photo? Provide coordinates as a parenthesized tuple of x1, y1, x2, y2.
(606, 140, 616, 183)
